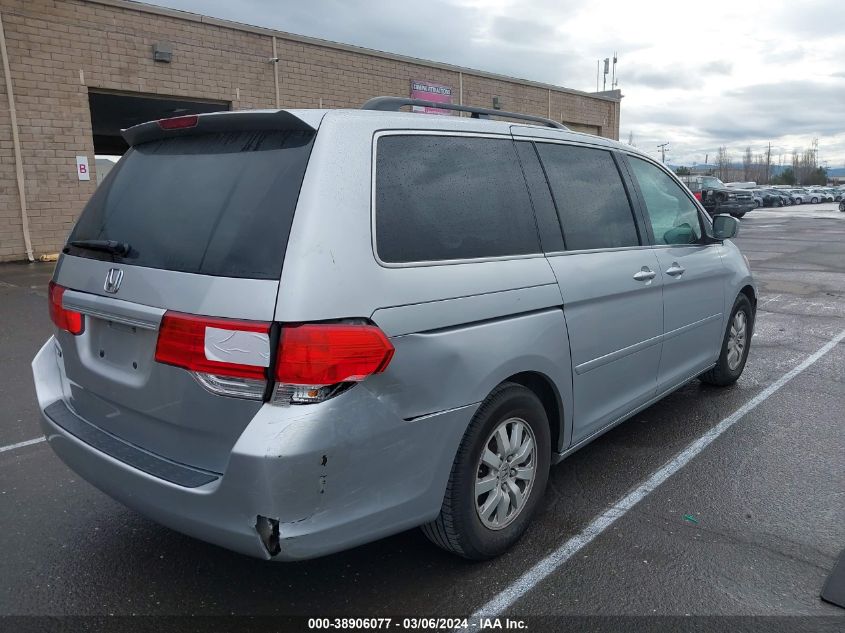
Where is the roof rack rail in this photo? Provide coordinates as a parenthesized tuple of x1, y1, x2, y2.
(361, 96, 569, 130)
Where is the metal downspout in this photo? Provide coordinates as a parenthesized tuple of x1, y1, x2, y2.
(0, 11, 34, 262)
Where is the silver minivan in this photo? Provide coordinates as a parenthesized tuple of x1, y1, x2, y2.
(32, 98, 756, 561)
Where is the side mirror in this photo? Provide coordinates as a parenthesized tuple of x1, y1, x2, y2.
(713, 214, 740, 240)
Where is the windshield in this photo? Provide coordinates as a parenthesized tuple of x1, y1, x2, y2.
(700, 176, 725, 188)
(67, 129, 315, 279)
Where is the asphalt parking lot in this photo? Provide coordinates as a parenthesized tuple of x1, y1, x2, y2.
(1, 204, 843, 630)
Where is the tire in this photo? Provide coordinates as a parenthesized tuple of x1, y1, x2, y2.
(699, 294, 754, 387)
(840, 201, 845, 212)
(776, 199, 783, 207)
(811, 197, 819, 204)
(754, 200, 762, 208)
(421, 382, 551, 560)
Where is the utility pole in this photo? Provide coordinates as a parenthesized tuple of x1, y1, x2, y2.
(765, 142, 771, 184)
(657, 142, 669, 164)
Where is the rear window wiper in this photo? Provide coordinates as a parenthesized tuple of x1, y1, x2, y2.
(68, 239, 131, 256)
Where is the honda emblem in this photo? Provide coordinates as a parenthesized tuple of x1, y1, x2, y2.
(104, 268, 124, 294)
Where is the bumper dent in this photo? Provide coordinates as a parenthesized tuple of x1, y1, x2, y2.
(255, 516, 282, 556)
(32, 338, 474, 560)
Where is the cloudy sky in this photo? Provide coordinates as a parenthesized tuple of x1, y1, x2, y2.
(145, 0, 845, 168)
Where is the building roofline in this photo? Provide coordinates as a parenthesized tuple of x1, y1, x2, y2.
(85, 0, 622, 104)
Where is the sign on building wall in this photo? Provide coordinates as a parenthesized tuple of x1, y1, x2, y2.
(410, 80, 454, 115)
(75, 155, 90, 181)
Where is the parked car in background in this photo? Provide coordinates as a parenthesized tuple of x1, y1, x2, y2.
(753, 189, 784, 207)
(679, 175, 756, 217)
(31, 101, 757, 561)
(766, 189, 795, 206)
(750, 191, 764, 208)
(782, 188, 808, 204)
(840, 198, 845, 212)
(807, 188, 834, 203)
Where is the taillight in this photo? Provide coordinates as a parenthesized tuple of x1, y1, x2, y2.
(48, 282, 84, 335)
(275, 324, 394, 386)
(155, 312, 271, 380)
(273, 324, 394, 405)
(693, 191, 703, 201)
(157, 114, 198, 130)
(154, 313, 394, 404)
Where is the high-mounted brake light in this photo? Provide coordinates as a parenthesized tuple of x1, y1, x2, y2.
(155, 312, 271, 380)
(157, 114, 199, 130)
(48, 282, 84, 335)
(275, 324, 394, 386)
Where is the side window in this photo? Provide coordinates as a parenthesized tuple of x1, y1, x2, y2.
(535, 143, 640, 251)
(375, 135, 540, 263)
(628, 157, 703, 245)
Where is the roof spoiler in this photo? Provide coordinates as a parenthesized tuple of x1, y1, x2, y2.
(362, 96, 569, 130)
(122, 110, 316, 147)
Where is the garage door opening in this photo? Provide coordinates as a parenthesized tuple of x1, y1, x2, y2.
(88, 90, 230, 183)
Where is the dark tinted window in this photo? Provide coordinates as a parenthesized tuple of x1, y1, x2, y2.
(514, 141, 565, 253)
(68, 129, 315, 279)
(536, 143, 640, 250)
(375, 135, 540, 263)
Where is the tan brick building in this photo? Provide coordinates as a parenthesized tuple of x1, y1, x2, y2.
(0, 0, 622, 262)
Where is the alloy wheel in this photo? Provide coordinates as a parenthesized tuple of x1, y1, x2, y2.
(727, 310, 748, 371)
(475, 417, 537, 530)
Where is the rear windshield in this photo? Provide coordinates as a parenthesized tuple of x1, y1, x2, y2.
(67, 129, 315, 279)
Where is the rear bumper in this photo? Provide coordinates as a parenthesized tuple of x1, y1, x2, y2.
(33, 338, 473, 561)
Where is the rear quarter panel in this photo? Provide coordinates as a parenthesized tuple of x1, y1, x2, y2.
(368, 305, 573, 450)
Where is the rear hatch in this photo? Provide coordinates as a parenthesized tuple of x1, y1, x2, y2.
(51, 111, 318, 473)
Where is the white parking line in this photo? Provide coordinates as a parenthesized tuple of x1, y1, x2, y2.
(471, 327, 845, 620)
(0, 436, 46, 454)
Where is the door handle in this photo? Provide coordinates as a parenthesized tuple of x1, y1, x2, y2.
(665, 262, 686, 277)
(633, 267, 656, 282)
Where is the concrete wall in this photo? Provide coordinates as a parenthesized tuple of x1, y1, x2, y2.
(0, 0, 622, 262)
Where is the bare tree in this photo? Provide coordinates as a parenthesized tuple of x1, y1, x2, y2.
(752, 152, 767, 184)
(716, 146, 731, 181)
(792, 144, 819, 184)
(742, 146, 753, 181)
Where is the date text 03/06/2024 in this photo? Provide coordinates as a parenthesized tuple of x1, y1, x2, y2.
(306, 617, 527, 629)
